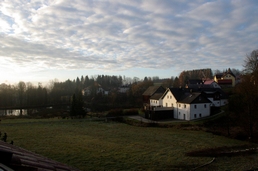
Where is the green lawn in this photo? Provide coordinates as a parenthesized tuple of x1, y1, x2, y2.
(1, 118, 257, 170)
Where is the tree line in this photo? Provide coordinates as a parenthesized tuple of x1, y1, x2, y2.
(0, 68, 242, 111)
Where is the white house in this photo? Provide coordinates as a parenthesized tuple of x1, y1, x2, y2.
(175, 93, 212, 120)
(148, 88, 213, 120)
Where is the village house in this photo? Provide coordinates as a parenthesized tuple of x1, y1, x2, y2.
(175, 92, 212, 120)
(214, 68, 236, 87)
(142, 85, 166, 109)
(143, 86, 228, 121)
(186, 79, 221, 89)
(117, 85, 130, 93)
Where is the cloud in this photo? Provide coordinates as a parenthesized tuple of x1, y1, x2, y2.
(0, 0, 258, 82)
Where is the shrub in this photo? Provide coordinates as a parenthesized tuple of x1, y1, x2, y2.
(106, 109, 123, 117)
(123, 108, 139, 116)
(234, 131, 248, 141)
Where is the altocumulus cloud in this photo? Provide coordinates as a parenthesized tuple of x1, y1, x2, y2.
(0, 0, 258, 77)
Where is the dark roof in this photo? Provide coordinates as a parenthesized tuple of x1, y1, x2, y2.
(215, 69, 236, 79)
(0, 141, 80, 171)
(187, 79, 203, 85)
(142, 86, 165, 96)
(164, 88, 228, 102)
(166, 88, 187, 101)
(178, 93, 211, 104)
(187, 84, 214, 89)
(215, 74, 223, 79)
(225, 68, 236, 77)
(201, 88, 228, 99)
(150, 93, 163, 100)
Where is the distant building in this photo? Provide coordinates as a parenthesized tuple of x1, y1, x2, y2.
(214, 68, 236, 87)
(118, 85, 130, 93)
(186, 79, 221, 89)
(82, 83, 109, 96)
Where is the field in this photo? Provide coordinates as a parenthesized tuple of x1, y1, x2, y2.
(1, 118, 258, 171)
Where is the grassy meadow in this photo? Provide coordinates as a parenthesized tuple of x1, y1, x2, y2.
(1, 118, 258, 170)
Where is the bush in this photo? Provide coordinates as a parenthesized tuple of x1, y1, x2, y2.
(123, 108, 139, 116)
(234, 131, 248, 141)
(106, 109, 123, 117)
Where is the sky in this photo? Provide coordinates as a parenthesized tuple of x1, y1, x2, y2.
(0, 0, 258, 85)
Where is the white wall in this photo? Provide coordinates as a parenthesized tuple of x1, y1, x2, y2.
(150, 99, 162, 107)
(189, 103, 210, 120)
(177, 103, 211, 121)
(177, 103, 190, 120)
(162, 90, 178, 118)
(162, 91, 177, 108)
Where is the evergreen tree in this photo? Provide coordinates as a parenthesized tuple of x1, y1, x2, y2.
(70, 94, 77, 117)
(70, 91, 86, 118)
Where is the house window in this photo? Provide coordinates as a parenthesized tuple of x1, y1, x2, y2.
(199, 113, 202, 117)
(166, 103, 168, 107)
(194, 114, 196, 118)
(170, 96, 172, 99)
(194, 105, 197, 109)
(184, 105, 186, 108)
(171, 103, 173, 107)
(204, 104, 207, 108)
(167, 95, 169, 99)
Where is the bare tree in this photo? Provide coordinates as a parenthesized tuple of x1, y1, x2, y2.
(243, 49, 258, 74)
(229, 49, 258, 140)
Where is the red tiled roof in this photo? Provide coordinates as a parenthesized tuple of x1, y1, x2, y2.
(203, 80, 215, 85)
(0, 141, 80, 171)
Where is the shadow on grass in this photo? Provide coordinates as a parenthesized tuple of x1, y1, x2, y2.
(186, 145, 258, 157)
